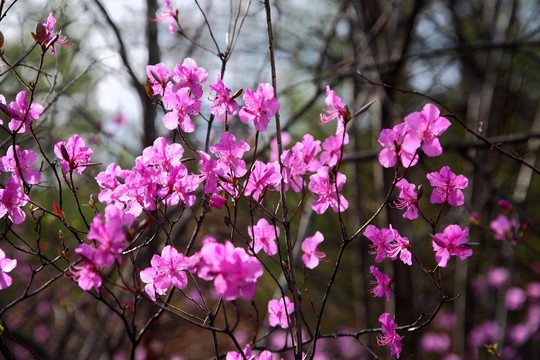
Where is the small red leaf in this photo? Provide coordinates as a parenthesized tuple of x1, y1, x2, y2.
(53, 202, 64, 221)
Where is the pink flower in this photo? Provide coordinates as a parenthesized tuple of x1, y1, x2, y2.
(320, 132, 349, 167)
(377, 313, 403, 358)
(198, 151, 224, 195)
(248, 218, 279, 256)
(226, 345, 273, 360)
(7, 91, 43, 134)
(301, 231, 326, 269)
(0, 248, 17, 290)
(42, 13, 71, 55)
(393, 178, 419, 220)
(243, 160, 281, 202)
(404, 103, 450, 157)
(140, 245, 189, 301)
(162, 86, 201, 132)
(146, 62, 171, 96)
(70, 262, 102, 292)
(210, 131, 250, 178)
(377, 123, 418, 168)
(152, 0, 176, 34)
(268, 296, 294, 328)
(319, 85, 350, 134)
(196, 238, 263, 301)
(490, 214, 519, 243)
(387, 231, 412, 266)
(171, 58, 208, 99)
(1, 145, 41, 185)
(81, 205, 135, 268)
(0, 177, 30, 224)
(209, 75, 239, 122)
(95, 163, 131, 205)
(432, 225, 472, 267)
(239, 83, 280, 132)
(280, 149, 307, 192)
(54, 134, 93, 175)
(308, 166, 348, 214)
(426, 166, 468, 206)
(369, 266, 393, 301)
(364, 225, 395, 263)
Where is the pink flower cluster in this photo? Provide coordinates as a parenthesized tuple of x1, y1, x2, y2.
(378, 103, 451, 168)
(71, 205, 135, 291)
(140, 238, 264, 302)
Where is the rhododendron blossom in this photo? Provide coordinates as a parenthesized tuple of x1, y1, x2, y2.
(196, 238, 263, 301)
(42, 13, 71, 55)
(0, 248, 17, 290)
(268, 296, 294, 328)
(319, 85, 350, 134)
(432, 225, 473, 267)
(0, 177, 30, 224)
(146, 62, 171, 96)
(404, 103, 450, 157)
(490, 214, 519, 243)
(308, 166, 348, 214)
(210, 131, 250, 178)
(426, 166, 468, 206)
(248, 218, 279, 256)
(393, 178, 419, 220)
(7, 91, 43, 134)
(378, 123, 418, 168)
(301, 231, 326, 269)
(377, 312, 403, 358)
(54, 134, 93, 175)
(209, 75, 239, 122)
(243, 160, 281, 202)
(369, 266, 393, 301)
(162, 86, 201, 132)
(171, 58, 208, 99)
(226, 345, 272, 360)
(152, 0, 176, 34)
(239, 83, 280, 132)
(1, 145, 41, 185)
(140, 245, 190, 301)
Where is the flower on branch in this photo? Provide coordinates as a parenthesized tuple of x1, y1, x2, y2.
(196, 238, 263, 301)
(54, 134, 93, 175)
(377, 123, 418, 169)
(6, 91, 43, 134)
(239, 83, 280, 132)
(209, 75, 239, 122)
(268, 296, 294, 328)
(140, 245, 190, 301)
(301, 231, 326, 269)
(369, 266, 393, 301)
(152, 0, 177, 34)
(426, 166, 468, 207)
(248, 218, 279, 256)
(0, 248, 17, 290)
(146, 62, 171, 96)
(393, 178, 419, 220)
(404, 103, 450, 157)
(171, 58, 208, 100)
(308, 166, 348, 214)
(40, 13, 72, 55)
(377, 312, 403, 358)
(0, 177, 30, 224)
(319, 85, 350, 134)
(1, 145, 41, 185)
(432, 225, 473, 267)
